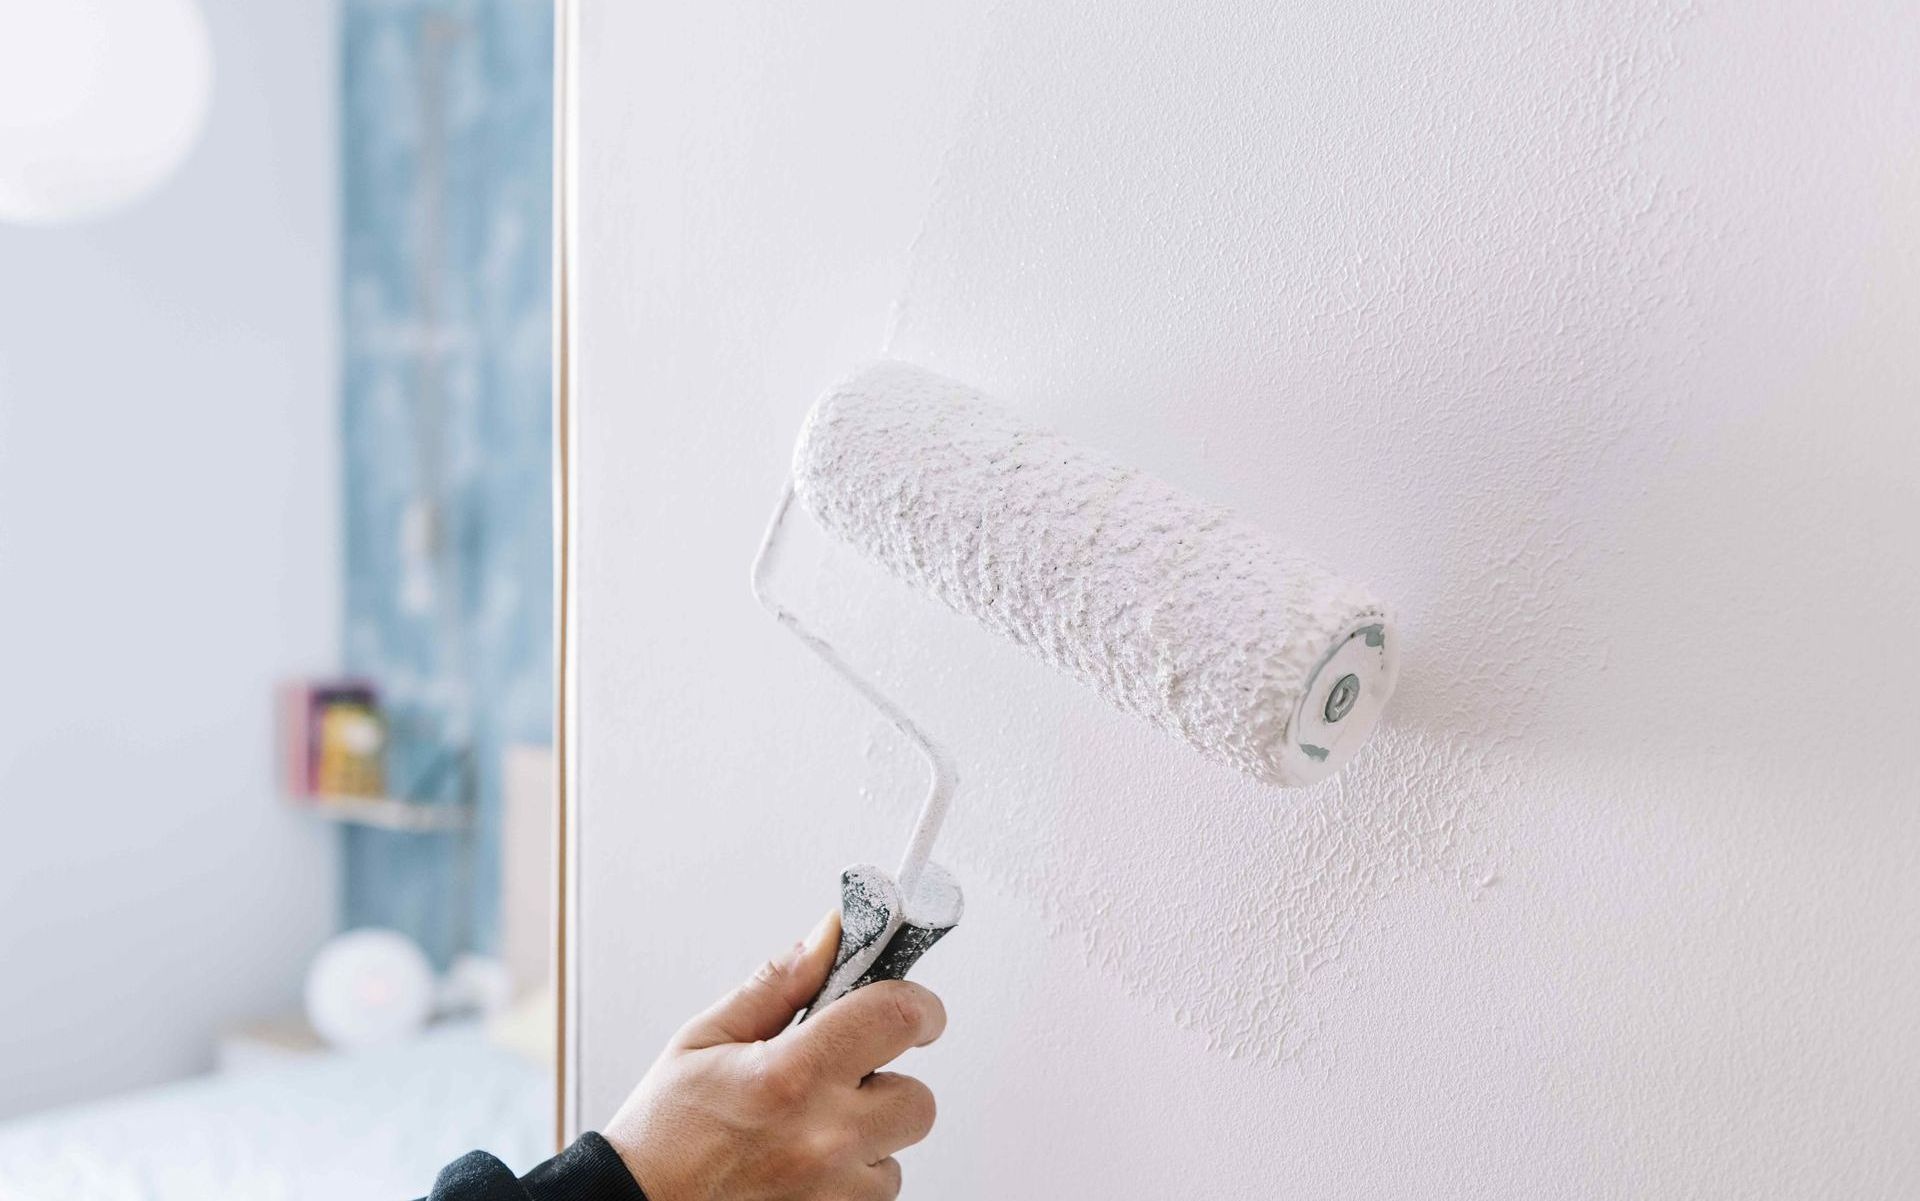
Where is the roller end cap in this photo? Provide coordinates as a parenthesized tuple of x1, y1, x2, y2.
(1281, 618, 1398, 786)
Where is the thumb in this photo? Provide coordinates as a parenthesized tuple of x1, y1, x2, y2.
(675, 910, 840, 1049)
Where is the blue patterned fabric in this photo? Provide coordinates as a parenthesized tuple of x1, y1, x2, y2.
(340, 0, 552, 964)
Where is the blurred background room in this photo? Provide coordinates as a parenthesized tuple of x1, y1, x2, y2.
(0, 2, 558, 1196)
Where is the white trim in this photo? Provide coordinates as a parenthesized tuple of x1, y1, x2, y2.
(550, 0, 584, 1151)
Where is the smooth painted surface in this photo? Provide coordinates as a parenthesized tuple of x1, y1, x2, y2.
(339, 0, 553, 966)
(571, 3, 1920, 1194)
(0, 1, 341, 1117)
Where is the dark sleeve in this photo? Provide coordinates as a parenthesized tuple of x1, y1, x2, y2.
(420, 1132, 649, 1201)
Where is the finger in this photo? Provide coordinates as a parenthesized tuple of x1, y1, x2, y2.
(673, 911, 840, 1049)
(853, 1072, 937, 1160)
(778, 979, 946, 1081)
(859, 1156, 902, 1200)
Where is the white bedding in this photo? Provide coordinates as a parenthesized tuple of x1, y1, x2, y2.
(0, 1023, 550, 1201)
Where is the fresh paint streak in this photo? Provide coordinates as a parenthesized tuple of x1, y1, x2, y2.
(572, 2, 1920, 1195)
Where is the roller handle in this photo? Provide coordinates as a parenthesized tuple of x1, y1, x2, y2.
(801, 865, 959, 1020)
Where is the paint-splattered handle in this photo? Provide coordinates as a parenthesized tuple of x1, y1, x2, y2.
(802, 864, 960, 1020)
(848, 920, 955, 991)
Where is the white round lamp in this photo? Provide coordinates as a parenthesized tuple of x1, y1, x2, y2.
(0, 0, 214, 226)
(305, 929, 437, 1050)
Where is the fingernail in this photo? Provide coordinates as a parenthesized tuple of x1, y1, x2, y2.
(783, 912, 836, 971)
(803, 910, 837, 953)
(780, 938, 809, 971)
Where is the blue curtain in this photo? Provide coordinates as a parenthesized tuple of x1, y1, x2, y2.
(340, 0, 553, 964)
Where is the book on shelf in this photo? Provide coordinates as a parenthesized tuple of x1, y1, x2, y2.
(277, 679, 387, 800)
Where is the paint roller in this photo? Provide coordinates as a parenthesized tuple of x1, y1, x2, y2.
(752, 361, 1397, 1013)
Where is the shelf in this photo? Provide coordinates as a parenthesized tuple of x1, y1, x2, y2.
(299, 795, 471, 833)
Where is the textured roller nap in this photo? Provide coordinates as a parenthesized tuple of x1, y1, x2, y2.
(791, 361, 1394, 787)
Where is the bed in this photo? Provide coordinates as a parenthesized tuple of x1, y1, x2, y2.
(0, 1020, 551, 1200)
(0, 745, 560, 1200)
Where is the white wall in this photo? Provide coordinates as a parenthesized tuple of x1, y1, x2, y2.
(0, 1, 341, 1117)
(571, 3, 1920, 1195)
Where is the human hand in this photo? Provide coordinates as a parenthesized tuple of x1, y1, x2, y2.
(603, 912, 946, 1201)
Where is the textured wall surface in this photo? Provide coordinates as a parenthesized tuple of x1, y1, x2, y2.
(340, 0, 552, 964)
(573, 2, 1920, 1195)
(0, 0, 341, 1117)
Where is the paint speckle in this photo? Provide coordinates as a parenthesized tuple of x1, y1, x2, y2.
(858, 714, 1509, 1065)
